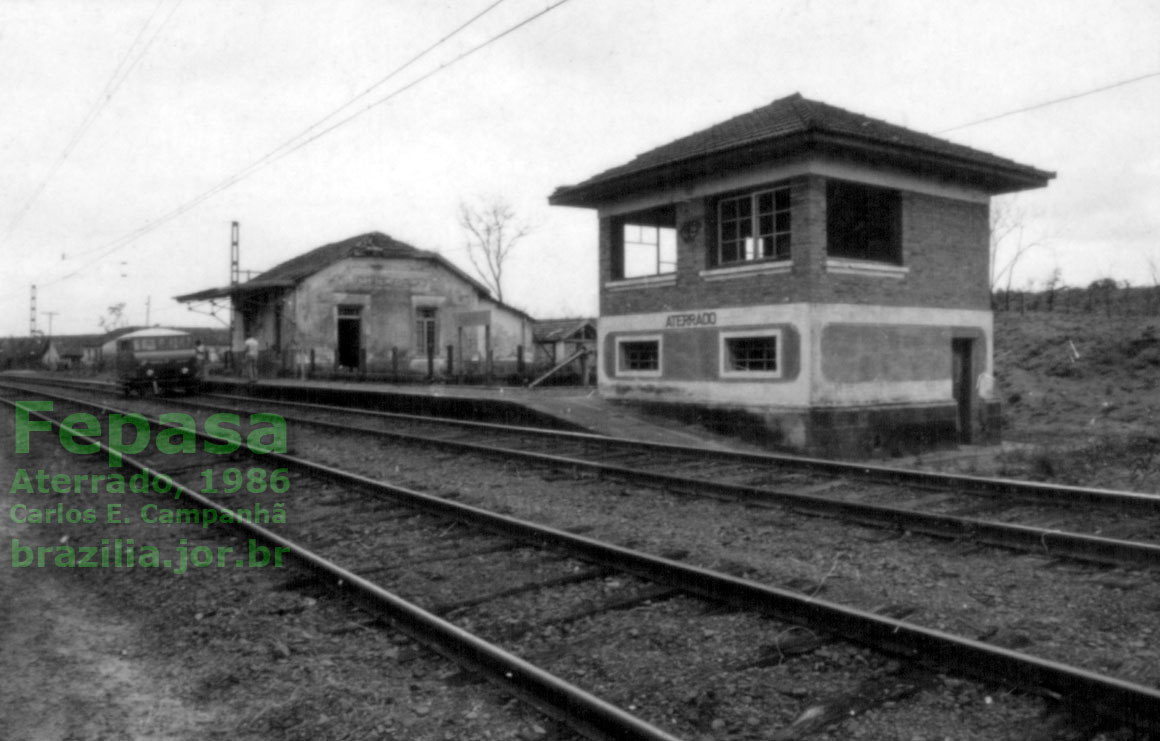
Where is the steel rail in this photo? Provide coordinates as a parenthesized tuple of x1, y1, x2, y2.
(4, 378, 1158, 567)
(199, 386, 1160, 510)
(9, 373, 1158, 511)
(1, 397, 685, 741)
(19, 375, 1160, 509)
(6, 391, 1160, 732)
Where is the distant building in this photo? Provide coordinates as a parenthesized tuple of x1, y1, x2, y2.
(0, 336, 57, 371)
(550, 93, 1053, 456)
(533, 317, 597, 384)
(176, 232, 534, 379)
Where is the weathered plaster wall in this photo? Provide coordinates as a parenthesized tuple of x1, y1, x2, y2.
(230, 256, 530, 374)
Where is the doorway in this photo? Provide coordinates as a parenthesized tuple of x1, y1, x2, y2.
(951, 338, 973, 443)
(337, 305, 361, 369)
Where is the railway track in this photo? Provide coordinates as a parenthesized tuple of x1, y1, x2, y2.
(10, 375, 1160, 568)
(4, 380, 1160, 738)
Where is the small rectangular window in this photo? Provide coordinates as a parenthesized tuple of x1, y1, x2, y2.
(615, 336, 662, 377)
(720, 330, 782, 378)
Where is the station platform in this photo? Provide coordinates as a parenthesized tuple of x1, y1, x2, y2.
(203, 377, 757, 452)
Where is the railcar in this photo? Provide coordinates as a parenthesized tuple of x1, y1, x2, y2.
(114, 328, 200, 396)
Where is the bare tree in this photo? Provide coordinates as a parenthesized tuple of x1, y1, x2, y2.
(458, 197, 531, 304)
(990, 196, 1048, 310)
(98, 302, 128, 332)
(1043, 265, 1063, 312)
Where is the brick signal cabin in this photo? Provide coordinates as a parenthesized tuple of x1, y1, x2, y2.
(550, 94, 1053, 457)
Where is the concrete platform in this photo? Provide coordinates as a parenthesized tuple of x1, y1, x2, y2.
(204, 377, 756, 451)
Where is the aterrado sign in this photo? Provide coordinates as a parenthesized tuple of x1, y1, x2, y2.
(664, 312, 716, 328)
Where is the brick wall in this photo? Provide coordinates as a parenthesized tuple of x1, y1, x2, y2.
(601, 175, 990, 316)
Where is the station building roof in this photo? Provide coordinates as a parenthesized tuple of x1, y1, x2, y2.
(533, 317, 596, 343)
(549, 93, 1055, 207)
(175, 231, 534, 321)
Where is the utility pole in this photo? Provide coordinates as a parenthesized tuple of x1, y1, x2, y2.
(229, 221, 240, 368)
(30, 284, 37, 335)
(145, 296, 151, 326)
(41, 311, 58, 337)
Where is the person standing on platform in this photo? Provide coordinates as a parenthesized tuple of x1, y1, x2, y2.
(194, 339, 208, 382)
(244, 335, 260, 383)
(975, 370, 994, 437)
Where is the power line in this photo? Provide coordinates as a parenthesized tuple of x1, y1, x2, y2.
(938, 70, 1160, 133)
(3, 0, 183, 242)
(40, 0, 573, 288)
(65, 0, 508, 263)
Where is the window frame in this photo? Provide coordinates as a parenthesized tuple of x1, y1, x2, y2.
(614, 335, 663, 378)
(414, 307, 438, 356)
(715, 185, 792, 267)
(608, 205, 678, 283)
(718, 329, 782, 379)
(825, 179, 903, 266)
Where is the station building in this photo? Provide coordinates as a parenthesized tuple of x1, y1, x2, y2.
(550, 94, 1053, 456)
(176, 232, 534, 378)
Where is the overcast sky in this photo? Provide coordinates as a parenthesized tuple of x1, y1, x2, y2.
(2, 0, 1158, 338)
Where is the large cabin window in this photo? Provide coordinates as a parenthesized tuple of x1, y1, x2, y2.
(610, 205, 677, 280)
(826, 180, 902, 265)
(716, 186, 791, 265)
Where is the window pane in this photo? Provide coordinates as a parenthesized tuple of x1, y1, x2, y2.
(720, 199, 737, 219)
(826, 180, 901, 264)
(726, 336, 778, 372)
(757, 191, 773, 212)
(759, 236, 774, 258)
(620, 341, 659, 371)
(737, 197, 752, 217)
(758, 214, 773, 235)
(776, 233, 791, 259)
(775, 188, 790, 210)
(722, 240, 740, 263)
(659, 229, 677, 272)
(775, 211, 791, 233)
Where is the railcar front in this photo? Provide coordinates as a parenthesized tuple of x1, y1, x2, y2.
(115, 329, 200, 396)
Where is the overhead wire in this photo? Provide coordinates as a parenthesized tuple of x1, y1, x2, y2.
(65, 0, 509, 263)
(937, 70, 1160, 133)
(3, 0, 183, 242)
(43, 0, 572, 288)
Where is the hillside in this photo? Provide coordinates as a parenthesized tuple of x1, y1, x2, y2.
(991, 309, 1159, 490)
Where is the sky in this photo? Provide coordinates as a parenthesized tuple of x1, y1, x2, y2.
(1, 0, 1158, 338)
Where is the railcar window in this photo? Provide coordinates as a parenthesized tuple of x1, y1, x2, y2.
(132, 336, 194, 351)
